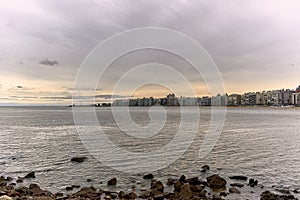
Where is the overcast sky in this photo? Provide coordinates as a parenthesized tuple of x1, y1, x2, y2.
(0, 0, 300, 105)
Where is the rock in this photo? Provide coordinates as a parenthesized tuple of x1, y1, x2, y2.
(5, 177, 12, 182)
(261, 190, 297, 200)
(187, 177, 200, 186)
(0, 195, 12, 200)
(139, 191, 151, 199)
(179, 175, 186, 183)
(66, 186, 73, 191)
(71, 156, 87, 163)
(153, 193, 164, 200)
(178, 183, 193, 199)
(220, 191, 227, 197)
(275, 189, 290, 194)
(201, 165, 210, 172)
(15, 186, 29, 195)
(166, 178, 176, 186)
(174, 181, 182, 193)
(24, 171, 35, 178)
(164, 192, 176, 199)
(143, 173, 154, 179)
(293, 189, 300, 193)
(151, 180, 164, 195)
(127, 192, 137, 199)
(228, 175, 247, 180)
(248, 178, 258, 187)
(107, 178, 117, 186)
(207, 174, 227, 189)
(118, 191, 126, 198)
(229, 187, 240, 194)
(29, 183, 44, 195)
(86, 178, 92, 182)
(190, 185, 204, 193)
(16, 178, 24, 183)
(71, 185, 80, 188)
(74, 186, 96, 197)
(230, 183, 244, 188)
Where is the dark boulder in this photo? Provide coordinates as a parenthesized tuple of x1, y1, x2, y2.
(24, 172, 35, 179)
(107, 178, 117, 186)
(166, 178, 176, 186)
(150, 180, 164, 195)
(201, 165, 210, 172)
(187, 177, 200, 186)
(228, 175, 247, 180)
(248, 178, 258, 187)
(71, 157, 87, 163)
(207, 174, 227, 189)
(143, 173, 154, 179)
(179, 175, 186, 183)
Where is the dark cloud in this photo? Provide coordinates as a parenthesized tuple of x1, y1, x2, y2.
(39, 58, 59, 66)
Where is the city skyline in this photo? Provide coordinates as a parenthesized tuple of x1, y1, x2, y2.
(1, 1, 300, 105)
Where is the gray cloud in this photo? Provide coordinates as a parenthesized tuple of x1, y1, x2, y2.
(39, 58, 59, 66)
(1, 0, 300, 104)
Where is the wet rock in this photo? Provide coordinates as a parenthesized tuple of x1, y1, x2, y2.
(230, 183, 244, 188)
(248, 178, 258, 187)
(187, 177, 200, 186)
(5, 177, 12, 182)
(275, 189, 290, 194)
(174, 181, 182, 193)
(118, 191, 126, 198)
(29, 183, 45, 195)
(228, 175, 247, 180)
(229, 187, 241, 194)
(178, 183, 193, 199)
(151, 180, 164, 195)
(127, 192, 137, 199)
(24, 171, 35, 179)
(293, 189, 300, 193)
(143, 173, 154, 179)
(207, 174, 227, 189)
(16, 178, 24, 183)
(220, 191, 227, 197)
(153, 193, 164, 200)
(190, 184, 204, 193)
(201, 165, 210, 172)
(71, 156, 87, 163)
(66, 186, 73, 191)
(139, 190, 151, 199)
(15, 186, 29, 195)
(74, 186, 96, 197)
(86, 178, 92, 182)
(166, 178, 176, 186)
(107, 178, 117, 186)
(179, 175, 186, 183)
(261, 190, 297, 200)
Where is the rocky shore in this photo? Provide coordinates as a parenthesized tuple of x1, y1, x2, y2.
(1, 167, 299, 200)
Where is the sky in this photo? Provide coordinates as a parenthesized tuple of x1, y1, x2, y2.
(0, 0, 300, 105)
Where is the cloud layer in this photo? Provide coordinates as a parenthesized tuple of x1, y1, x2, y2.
(0, 0, 300, 104)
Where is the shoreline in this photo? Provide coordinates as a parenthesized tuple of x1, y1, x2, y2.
(1, 167, 299, 200)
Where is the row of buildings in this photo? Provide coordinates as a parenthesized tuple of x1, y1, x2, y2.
(112, 85, 300, 107)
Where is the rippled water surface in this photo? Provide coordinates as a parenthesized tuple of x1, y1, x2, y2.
(0, 106, 299, 199)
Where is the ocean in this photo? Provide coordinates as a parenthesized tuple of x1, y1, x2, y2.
(0, 106, 299, 199)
